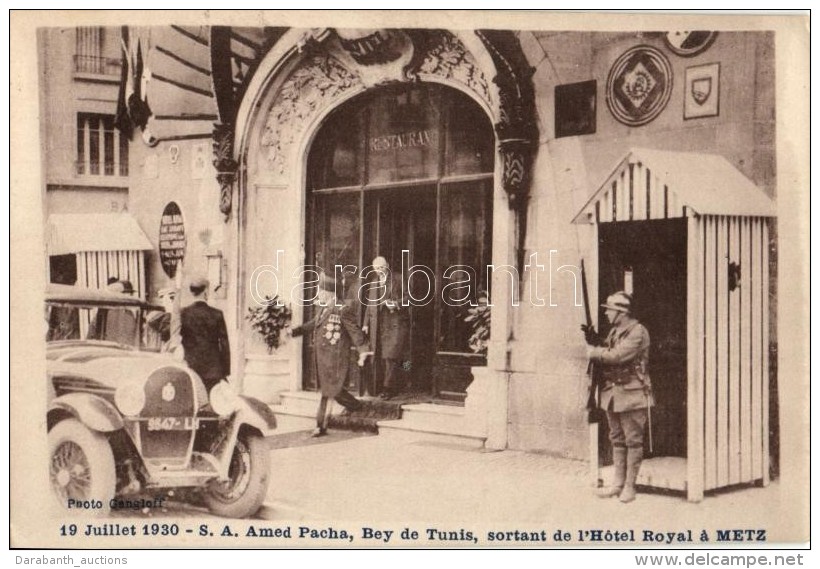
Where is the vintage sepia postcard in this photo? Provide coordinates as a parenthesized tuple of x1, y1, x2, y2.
(8, 9, 811, 555)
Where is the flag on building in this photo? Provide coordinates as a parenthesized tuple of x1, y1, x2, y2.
(114, 27, 154, 144)
(113, 27, 133, 139)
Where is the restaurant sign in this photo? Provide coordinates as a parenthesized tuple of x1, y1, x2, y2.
(369, 129, 434, 152)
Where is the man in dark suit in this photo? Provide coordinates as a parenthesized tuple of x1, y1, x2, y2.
(180, 276, 230, 393)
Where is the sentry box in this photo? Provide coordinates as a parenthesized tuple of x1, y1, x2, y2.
(573, 148, 776, 502)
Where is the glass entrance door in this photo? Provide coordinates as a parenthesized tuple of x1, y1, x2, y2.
(363, 187, 437, 394)
(360, 180, 492, 398)
(304, 83, 494, 400)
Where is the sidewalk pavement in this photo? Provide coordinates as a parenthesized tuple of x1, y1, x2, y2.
(260, 428, 803, 545)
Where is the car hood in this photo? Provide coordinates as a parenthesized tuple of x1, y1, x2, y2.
(47, 343, 188, 388)
(47, 340, 138, 361)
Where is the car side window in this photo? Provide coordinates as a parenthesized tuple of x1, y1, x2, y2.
(46, 305, 80, 341)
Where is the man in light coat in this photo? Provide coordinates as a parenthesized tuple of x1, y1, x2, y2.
(586, 291, 653, 503)
(362, 256, 411, 399)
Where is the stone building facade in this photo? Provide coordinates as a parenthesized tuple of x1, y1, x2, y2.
(38, 24, 778, 499)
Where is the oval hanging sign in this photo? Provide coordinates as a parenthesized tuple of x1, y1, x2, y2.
(664, 31, 718, 57)
(159, 202, 186, 278)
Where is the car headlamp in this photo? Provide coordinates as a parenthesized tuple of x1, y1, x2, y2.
(115, 381, 146, 416)
(209, 381, 241, 417)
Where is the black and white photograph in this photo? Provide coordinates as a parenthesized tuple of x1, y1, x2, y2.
(8, 10, 811, 556)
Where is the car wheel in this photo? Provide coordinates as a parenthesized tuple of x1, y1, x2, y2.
(49, 419, 116, 515)
(204, 432, 269, 518)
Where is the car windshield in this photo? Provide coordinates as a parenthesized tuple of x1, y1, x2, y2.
(46, 303, 149, 349)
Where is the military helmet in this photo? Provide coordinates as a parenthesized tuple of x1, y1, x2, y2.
(600, 291, 633, 313)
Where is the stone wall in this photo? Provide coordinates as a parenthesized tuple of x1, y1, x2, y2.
(504, 30, 775, 457)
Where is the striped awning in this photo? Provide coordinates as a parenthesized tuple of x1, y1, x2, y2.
(47, 213, 153, 256)
(572, 148, 777, 224)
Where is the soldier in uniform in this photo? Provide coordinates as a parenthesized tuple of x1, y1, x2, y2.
(292, 273, 372, 437)
(586, 291, 653, 503)
(362, 256, 411, 399)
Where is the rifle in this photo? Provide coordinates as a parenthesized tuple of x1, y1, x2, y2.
(580, 259, 604, 424)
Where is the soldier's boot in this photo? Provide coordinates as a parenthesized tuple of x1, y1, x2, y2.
(597, 446, 627, 498)
(619, 447, 643, 503)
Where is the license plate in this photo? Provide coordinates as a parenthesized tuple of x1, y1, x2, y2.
(146, 417, 197, 431)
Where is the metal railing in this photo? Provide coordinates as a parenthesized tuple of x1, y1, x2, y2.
(75, 159, 128, 177)
(73, 54, 122, 77)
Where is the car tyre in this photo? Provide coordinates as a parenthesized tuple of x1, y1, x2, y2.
(204, 432, 269, 518)
(49, 419, 116, 515)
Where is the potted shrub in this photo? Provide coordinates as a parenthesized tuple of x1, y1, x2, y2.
(464, 291, 491, 355)
(246, 295, 293, 354)
(244, 296, 293, 403)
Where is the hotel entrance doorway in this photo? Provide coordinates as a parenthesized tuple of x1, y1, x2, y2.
(304, 82, 494, 400)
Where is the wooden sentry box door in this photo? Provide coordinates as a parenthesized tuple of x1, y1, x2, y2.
(692, 215, 770, 499)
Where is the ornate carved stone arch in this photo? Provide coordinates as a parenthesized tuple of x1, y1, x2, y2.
(218, 27, 537, 272)
(254, 29, 501, 184)
(218, 28, 538, 189)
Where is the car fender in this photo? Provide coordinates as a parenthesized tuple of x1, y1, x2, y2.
(235, 395, 277, 435)
(49, 392, 124, 432)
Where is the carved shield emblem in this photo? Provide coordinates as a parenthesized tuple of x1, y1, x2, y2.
(691, 77, 712, 105)
(684, 62, 720, 119)
(335, 29, 403, 65)
(606, 46, 673, 126)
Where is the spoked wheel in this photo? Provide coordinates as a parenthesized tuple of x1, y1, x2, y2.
(49, 419, 116, 515)
(204, 432, 269, 518)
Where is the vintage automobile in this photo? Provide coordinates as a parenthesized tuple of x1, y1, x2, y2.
(46, 284, 277, 518)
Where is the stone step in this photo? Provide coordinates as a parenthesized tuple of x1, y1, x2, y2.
(402, 402, 466, 417)
(376, 419, 486, 449)
(277, 390, 322, 417)
(268, 411, 316, 434)
(272, 391, 487, 448)
(273, 391, 399, 434)
(436, 390, 467, 404)
(377, 403, 486, 449)
(276, 391, 403, 418)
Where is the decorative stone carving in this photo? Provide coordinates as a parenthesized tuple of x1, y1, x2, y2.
(259, 32, 499, 179)
(261, 55, 362, 176)
(498, 138, 532, 205)
(474, 29, 538, 279)
(474, 30, 537, 197)
(335, 29, 404, 66)
(412, 31, 492, 108)
(213, 122, 238, 221)
(332, 29, 414, 87)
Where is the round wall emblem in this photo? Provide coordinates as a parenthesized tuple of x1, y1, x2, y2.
(162, 382, 176, 402)
(606, 45, 673, 127)
(664, 31, 718, 57)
